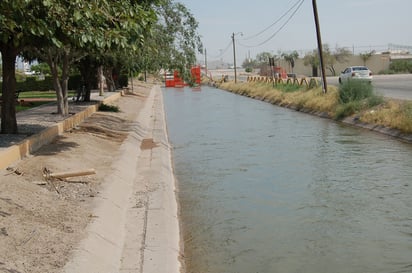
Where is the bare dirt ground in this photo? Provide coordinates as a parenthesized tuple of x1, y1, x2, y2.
(0, 83, 152, 273)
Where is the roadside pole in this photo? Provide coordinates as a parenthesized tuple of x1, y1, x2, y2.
(312, 0, 328, 93)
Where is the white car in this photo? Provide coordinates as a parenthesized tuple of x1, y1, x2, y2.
(338, 66, 372, 84)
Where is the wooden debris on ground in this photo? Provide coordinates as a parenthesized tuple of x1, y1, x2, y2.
(4, 167, 23, 176)
(43, 168, 96, 180)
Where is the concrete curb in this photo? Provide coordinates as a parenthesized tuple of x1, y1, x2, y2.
(141, 85, 181, 273)
(0, 92, 123, 169)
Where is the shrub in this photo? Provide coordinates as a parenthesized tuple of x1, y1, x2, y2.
(118, 74, 128, 88)
(338, 80, 373, 103)
(68, 75, 82, 90)
(335, 80, 384, 119)
(335, 101, 362, 120)
(98, 103, 119, 112)
(389, 60, 412, 73)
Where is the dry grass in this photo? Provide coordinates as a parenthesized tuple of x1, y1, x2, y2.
(219, 81, 339, 116)
(216, 81, 412, 134)
(360, 100, 412, 133)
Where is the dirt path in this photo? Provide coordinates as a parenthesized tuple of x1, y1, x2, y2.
(0, 82, 180, 273)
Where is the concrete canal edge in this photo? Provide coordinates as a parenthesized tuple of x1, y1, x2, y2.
(63, 85, 182, 273)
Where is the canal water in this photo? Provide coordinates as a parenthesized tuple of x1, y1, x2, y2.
(162, 86, 412, 273)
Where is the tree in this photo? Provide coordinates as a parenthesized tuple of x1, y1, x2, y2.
(255, 52, 274, 66)
(242, 58, 257, 70)
(282, 51, 299, 73)
(140, 0, 202, 80)
(323, 45, 351, 76)
(303, 50, 320, 77)
(1, 0, 200, 132)
(0, 0, 52, 133)
(30, 62, 51, 75)
(360, 50, 375, 66)
(30, 0, 158, 114)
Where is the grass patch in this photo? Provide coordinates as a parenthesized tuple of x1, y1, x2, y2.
(19, 90, 76, 99)
(360, 100, 412, 133)
(16, 101, 52, 112)
(275, 83, 304, 93)
(338, 80, 373, 103)
(98, 103, 120, 112)
(336, 80, 383, 119)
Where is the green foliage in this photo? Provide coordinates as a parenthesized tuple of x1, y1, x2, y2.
(389, 60, 412, 73)
(0, 76, 54, 92)
(1, 0, 201, 131)
(255, 52, 275, 66)
(303, 50, 320, 77)
(68, 75, 82, 90)
(282, 51, 299, 72)
(336, 80, 383, 119)
(308, 78, 319, 89)
(276, 83, 303, 93)
(359, 51, 375, 65)
(118, 74, 128, 88)
(16, 101, 52, 112)
(338, 80, 373, 103)
(378, 69, 396, 75)
(335, 101, 363, 120)
(30, 63, 51, 75)
(98, 103, 119, 112)
(245, 67, 253, 73)
(323, 44, 352, 76)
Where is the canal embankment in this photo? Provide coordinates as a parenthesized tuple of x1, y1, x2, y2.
(215, 81, 412, 143)
(0, 83, 181, 273)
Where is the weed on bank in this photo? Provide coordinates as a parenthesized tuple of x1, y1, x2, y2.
(217, 80, 412, 134)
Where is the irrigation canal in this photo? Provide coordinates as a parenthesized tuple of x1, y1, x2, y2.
(163, 85, 412, 273)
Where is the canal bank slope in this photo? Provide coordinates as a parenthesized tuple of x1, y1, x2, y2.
(0, 83, 181, 273)
(215, 82, 412, 143)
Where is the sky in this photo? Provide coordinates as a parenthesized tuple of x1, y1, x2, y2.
(177, 0, 412, 65)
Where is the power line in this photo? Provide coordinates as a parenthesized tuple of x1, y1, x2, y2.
(242, 0, 303, 41)
(207, 39, 232, 59)
(238, 0, 305, 48)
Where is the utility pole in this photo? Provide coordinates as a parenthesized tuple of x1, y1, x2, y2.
(231, 32, 243, 83)
(312, 0, 327, 93)
(232, 32, 238, 83)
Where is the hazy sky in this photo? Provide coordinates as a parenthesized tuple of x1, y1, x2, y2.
(178, 0, 412, 64)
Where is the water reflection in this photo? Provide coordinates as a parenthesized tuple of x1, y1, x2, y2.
(163, 86, 412, 273)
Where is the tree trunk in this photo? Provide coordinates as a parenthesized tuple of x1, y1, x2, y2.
(104, 67, 116, 92)
(50, 60, 63, 115)
(48, 49, 70, 116)
(78, 56, 98, 102)
(98, 65, 104, 96)
(312, 66, 318, 77)
(61, 51, 70, 114)
(0, 44, 18, 134)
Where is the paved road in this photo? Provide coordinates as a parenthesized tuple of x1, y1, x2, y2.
(327, 74, 412, 100)
(208, 69, 412, 101)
